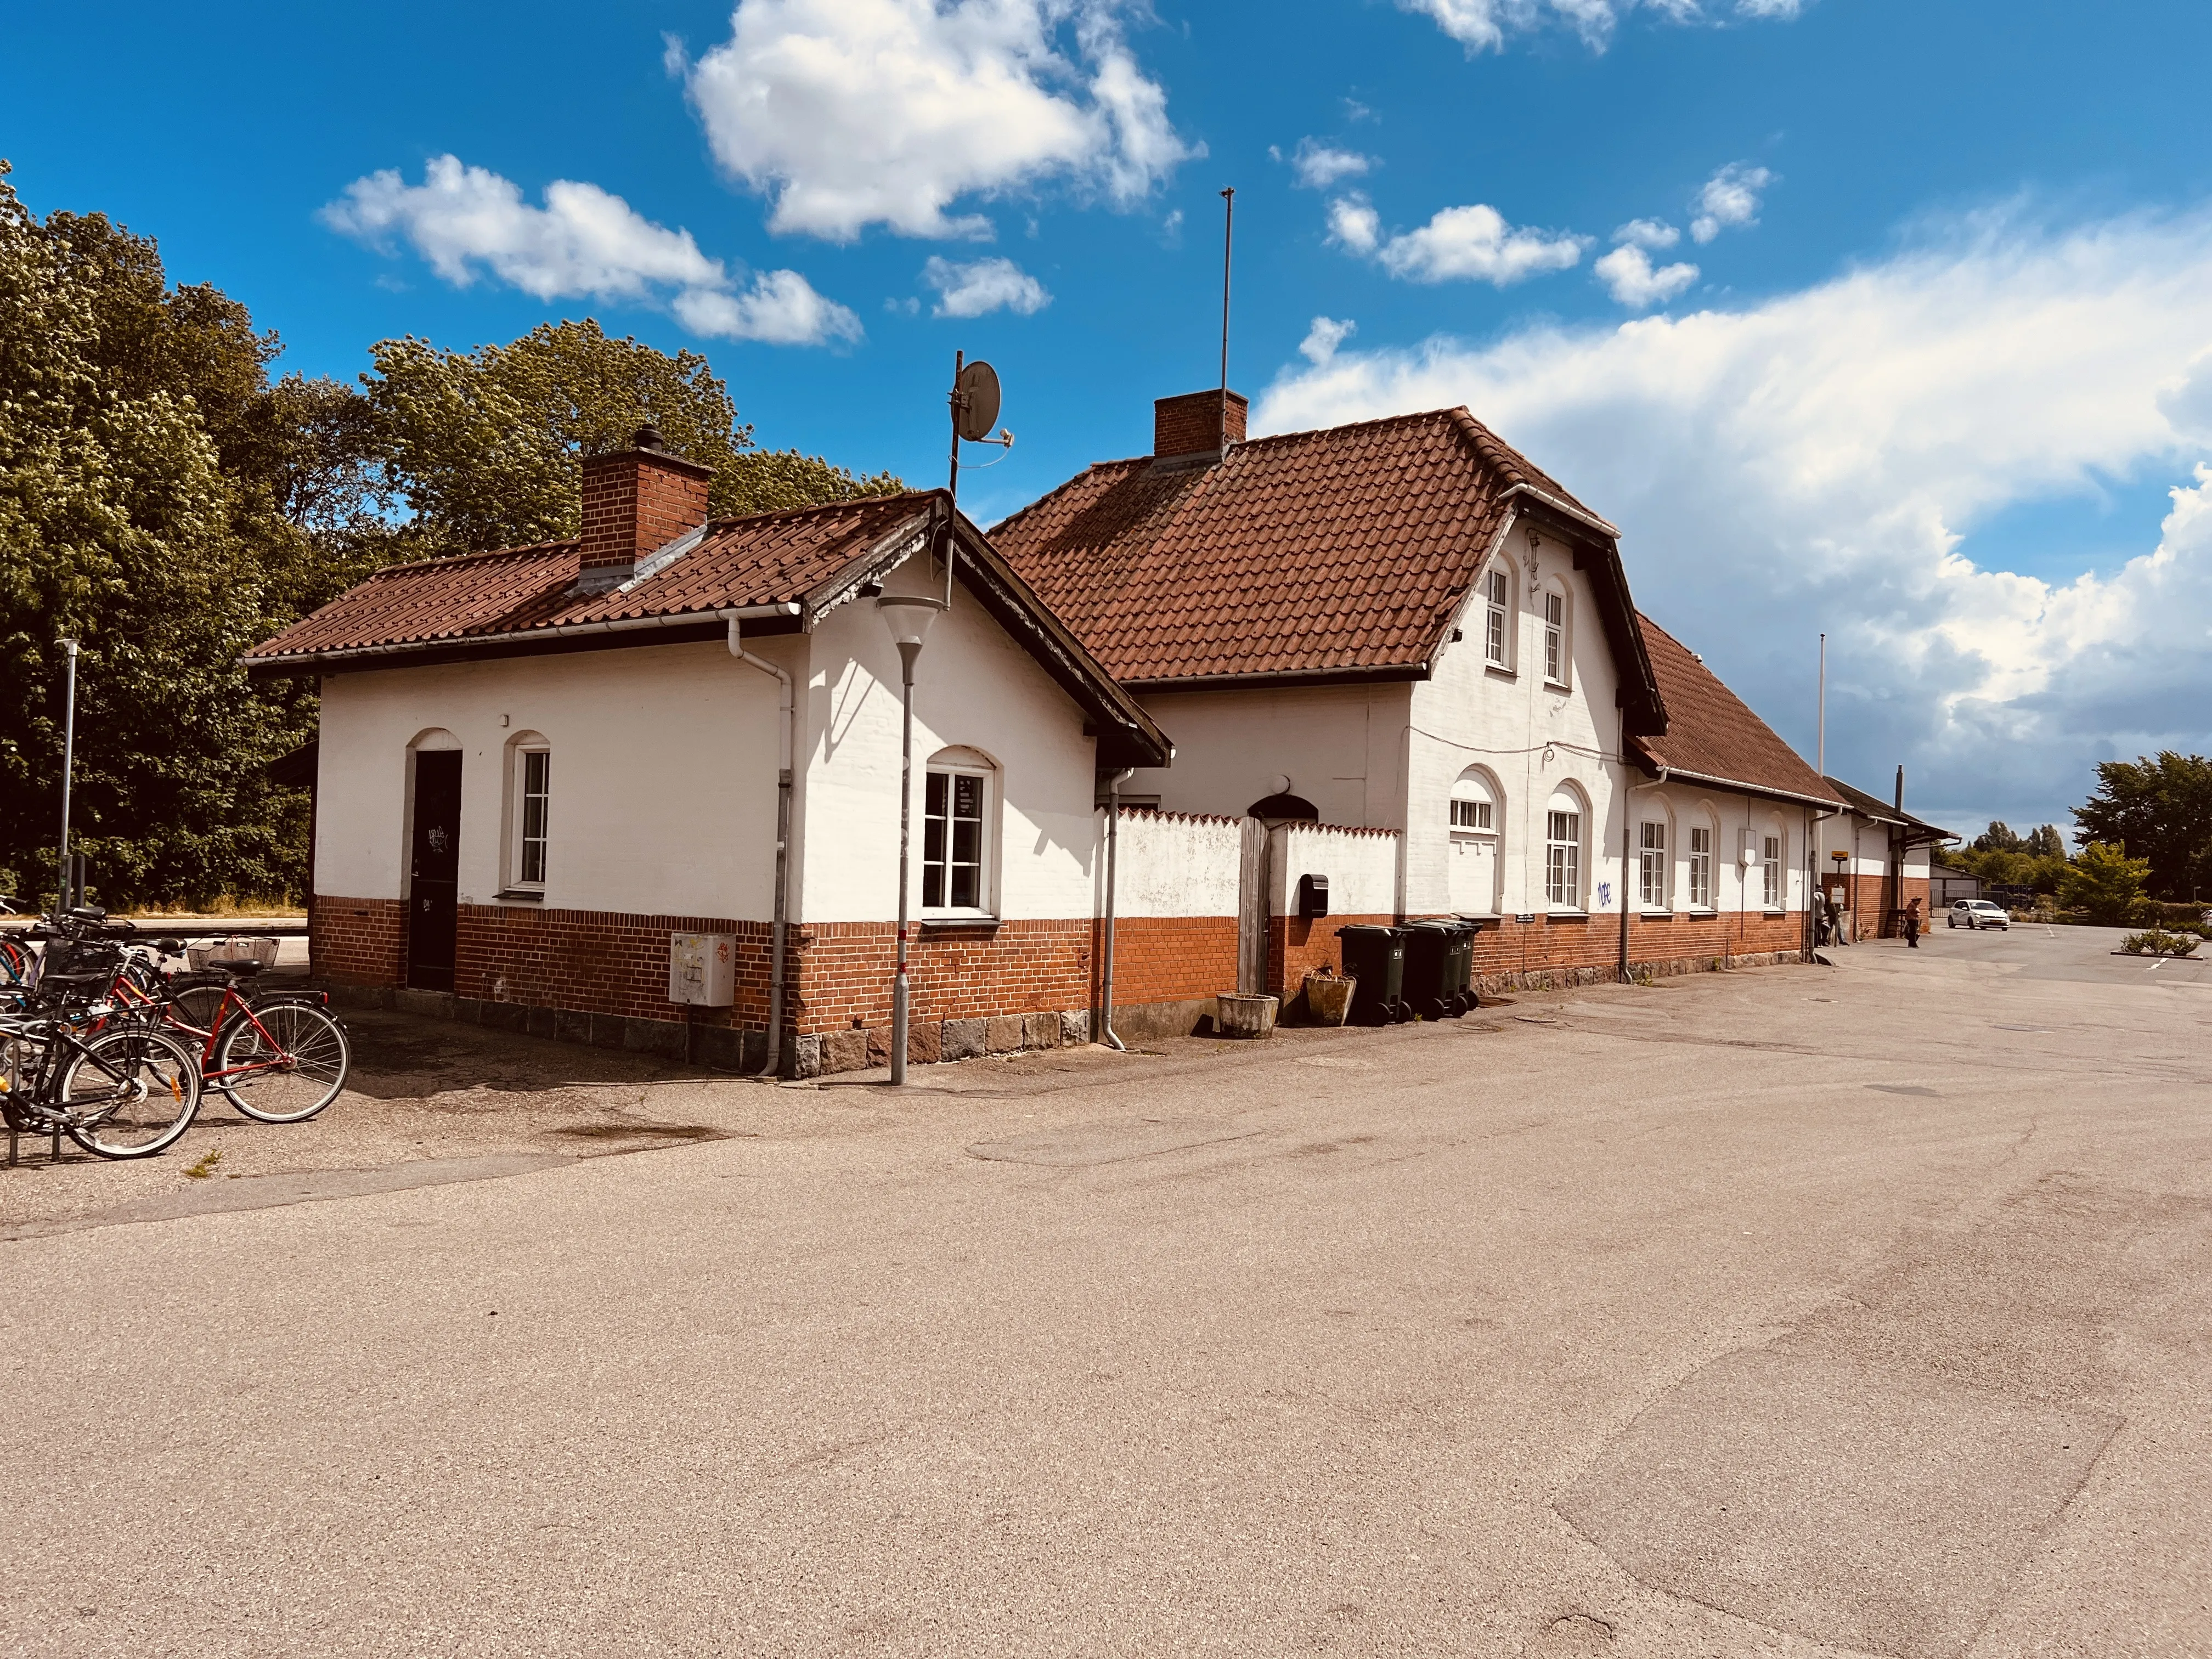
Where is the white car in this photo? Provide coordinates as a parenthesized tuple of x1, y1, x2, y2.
(1948, 899, 2010, 930)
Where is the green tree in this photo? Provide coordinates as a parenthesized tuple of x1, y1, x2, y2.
(2059, 842, 2152, 924)
(1972, 820, 2024, 854)
(362, 320, 900, 557)
(2073, 753, 2212, 900)
(0, 162, 321, 907)
(2024, 823, 2067, 859)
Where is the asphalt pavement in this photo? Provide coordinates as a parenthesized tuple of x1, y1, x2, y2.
(2, 927, 2208, 1657)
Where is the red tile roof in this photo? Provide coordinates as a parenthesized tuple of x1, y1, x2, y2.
(987, 407, 1640, 690)
(1632, 617, 1844, 808)
(245, 494, 934, 661)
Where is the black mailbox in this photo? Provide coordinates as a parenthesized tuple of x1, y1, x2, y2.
(1297, 873, 1330, 919)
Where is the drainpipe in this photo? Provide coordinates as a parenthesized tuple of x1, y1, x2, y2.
(1619, 739, 1668, 983)
(1099, 766, 1135, 1051)
(726, 613, 795, 1078)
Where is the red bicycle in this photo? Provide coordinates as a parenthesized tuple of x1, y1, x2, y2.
(110, 943, 351, 1124)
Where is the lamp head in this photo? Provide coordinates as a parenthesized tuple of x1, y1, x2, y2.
(877, 594, 947, 661)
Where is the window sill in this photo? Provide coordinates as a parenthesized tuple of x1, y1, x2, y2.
(1543, 679, 1572, 693)
(1638, 909, 1673, 918)
(920, 915, 1001, 934)
(1482, 663, 1516, 680)
(1762, 908, 1787, 917)
(1546, 909, 1589, 921)
(1685, 907, 1718, 918)
(494, 889, 545, 904)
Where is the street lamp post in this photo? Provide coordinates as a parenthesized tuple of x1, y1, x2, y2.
(878, 595, 945, 1085)
(57, 638, 80, 911)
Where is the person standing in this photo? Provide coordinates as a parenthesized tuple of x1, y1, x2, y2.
(1903, 897, 1923, 949)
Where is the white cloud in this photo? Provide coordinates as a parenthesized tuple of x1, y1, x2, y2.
(921, 255, 1051, 317)
(1255, 207, 2212, 830)
(1300, 315, 1358, 364)
(1595, 243, 1700, 308)
(1615, 217, 1681, 251)
(1327, 193, 1383, 255)
(677, 0, 1195, 242)
(323, 157, 860, 346)
(1691, 161, 1774, 243)
(1332, 196, 1587, 285)
(1398, 0, 1802, 53)
(674, 269, 865, 343)
(1288, 139, 1374, 190)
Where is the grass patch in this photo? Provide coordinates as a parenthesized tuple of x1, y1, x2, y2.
(182, 1147, 224, 1180)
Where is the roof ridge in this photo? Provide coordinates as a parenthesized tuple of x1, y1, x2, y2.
(701, 489, 935, 535)
(370, 539, 580, 578)
(1233, 406, 1466, 452)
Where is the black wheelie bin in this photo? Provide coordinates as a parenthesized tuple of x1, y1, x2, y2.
(1335, 924, 1410, 1025)
(1401, 919, 1476, 1019)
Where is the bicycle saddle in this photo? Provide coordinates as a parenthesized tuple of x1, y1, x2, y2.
(205, 958, 267, 975)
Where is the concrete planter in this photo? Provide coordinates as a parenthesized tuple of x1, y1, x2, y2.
(1215, 992, 1279, 1040)
(1301, 972, 1356, 1026)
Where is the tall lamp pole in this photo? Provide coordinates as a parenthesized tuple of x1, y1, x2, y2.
(878, 597, 944, 1086)
(57, 638, 80, 910)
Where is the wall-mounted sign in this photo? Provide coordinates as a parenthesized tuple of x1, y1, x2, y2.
(1515, 912, 1536, 924)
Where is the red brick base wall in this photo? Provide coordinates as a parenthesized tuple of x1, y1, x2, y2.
(312, 893, 1808, 1072)
(310, 896, 405, 988)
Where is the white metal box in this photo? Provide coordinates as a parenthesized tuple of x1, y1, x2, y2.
(668, 933, 737, 1007)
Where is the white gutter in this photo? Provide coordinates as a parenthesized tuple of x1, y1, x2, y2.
(726, 613, 798, 1080)
(1636, 762, 1847, 814)
(245, 603, 802, 670)
(1499, 482, 1621, 539)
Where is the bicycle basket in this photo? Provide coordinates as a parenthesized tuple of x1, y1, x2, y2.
(187, 936, 280, 972)
(36, 938, 123, 988)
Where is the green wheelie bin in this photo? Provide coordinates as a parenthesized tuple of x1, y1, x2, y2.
(1335, 924, 1411, 1025)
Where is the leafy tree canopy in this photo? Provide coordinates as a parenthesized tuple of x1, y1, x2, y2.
(2073, 753, 2212, 900)
(361, 320, 901, 557)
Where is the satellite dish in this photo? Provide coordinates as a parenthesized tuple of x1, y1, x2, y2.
(955, 359, 1002, 442)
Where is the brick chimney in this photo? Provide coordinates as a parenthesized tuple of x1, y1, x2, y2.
(575, 425, 714, 593)
(1153, 389, 1248, 465)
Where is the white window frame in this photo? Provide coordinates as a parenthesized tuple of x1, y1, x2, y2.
(1638, 820, 1669, 911)
(1545, 803, 1583, 911)
(1542, 588, 1570, 689)
(1483, 566, 1514, 670)
(1449, 796, 1493, 832)
(1762, 830, 1784, 911)
(922, 757, 996, 918)
(1687, 824, 1714, 911)
(507, 739, 551, 893)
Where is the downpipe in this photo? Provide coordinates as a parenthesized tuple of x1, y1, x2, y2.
(726, 614, 795, 1079)
(1099, 768, 1135, 1051)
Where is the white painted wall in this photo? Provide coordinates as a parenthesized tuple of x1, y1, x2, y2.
(1406, 530, 1624, 918)
(794, 555, 1103, 924)
(1615, 783, 1810, 916)
(1269, 823, 1397, 917)
(314, 641, 781, 917)
(1120, 681, 1412, 830)
(1106, 810, 1244, 918)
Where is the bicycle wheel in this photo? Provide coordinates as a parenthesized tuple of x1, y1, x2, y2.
(60, 1024, 201, 1159)
(215, 1000, 350, 1123)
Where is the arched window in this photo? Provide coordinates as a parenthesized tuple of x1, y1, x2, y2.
(924, 746, 997, 916)
(1685, 805, 1716, 911)
(1449, 770, 1502, 916)
(505, 731, 551, 893)
(1481, 556, 1517, 670)
(1541, 584, 1572, 689)
(1545, 786, 1585, 911)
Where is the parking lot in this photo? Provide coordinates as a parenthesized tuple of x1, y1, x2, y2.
(4, 925, 2209, 1657)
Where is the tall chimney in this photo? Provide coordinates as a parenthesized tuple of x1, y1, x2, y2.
(575, 425, 714, 594)
(1152, 389, 1247, 466)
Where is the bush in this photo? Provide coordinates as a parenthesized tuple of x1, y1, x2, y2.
(2060, 842, 2152, 925)
(2132, 899, 2212, 928)
(2120, 928, 2200, 957)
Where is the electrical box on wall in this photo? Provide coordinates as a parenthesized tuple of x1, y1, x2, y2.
(668, 933, 736, 1006)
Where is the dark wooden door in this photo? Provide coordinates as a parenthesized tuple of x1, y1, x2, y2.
(405, 750, 462, 991)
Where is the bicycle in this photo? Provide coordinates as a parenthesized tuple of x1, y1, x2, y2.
(0, 896, 29, 988)
(1, 922, 201, 1159)
(109, 941, 350, 1124)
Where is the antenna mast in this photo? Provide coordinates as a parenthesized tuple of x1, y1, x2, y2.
(1219, 187, 1235, 393)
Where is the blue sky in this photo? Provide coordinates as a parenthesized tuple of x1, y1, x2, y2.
(8, 0, 2212, 840)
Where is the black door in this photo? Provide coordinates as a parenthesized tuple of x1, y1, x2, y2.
(405, 751, 462, 992)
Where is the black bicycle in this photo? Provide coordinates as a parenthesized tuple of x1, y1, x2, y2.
(0, 913, 202, 1159)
